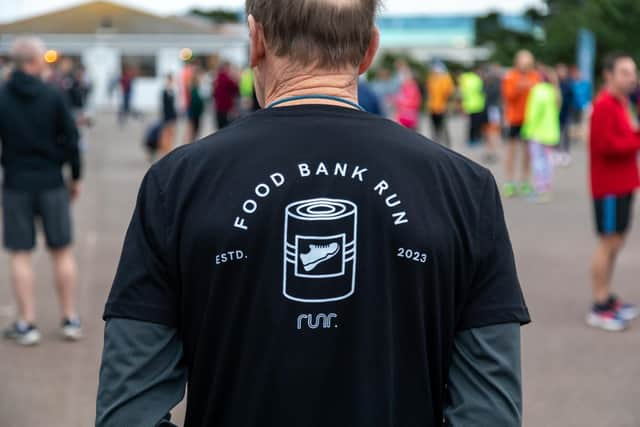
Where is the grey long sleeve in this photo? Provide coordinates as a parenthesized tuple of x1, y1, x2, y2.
(96, 320, 521, 427)
(445, 323, 523, 427)
(96, 319, 187, 427)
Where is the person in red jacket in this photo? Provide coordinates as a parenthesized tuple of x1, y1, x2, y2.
(587, 53, 640, 332)
(213, 62, 239, 129)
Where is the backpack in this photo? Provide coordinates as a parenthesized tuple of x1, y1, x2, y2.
(143, 121, 163, 153)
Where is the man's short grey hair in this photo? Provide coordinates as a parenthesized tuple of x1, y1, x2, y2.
(246, 0, 381, 69)
(10, 36, 46, 69)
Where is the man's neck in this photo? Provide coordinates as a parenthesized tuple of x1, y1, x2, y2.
(263, 66, 359, 109)
(607, 86, 628, 101)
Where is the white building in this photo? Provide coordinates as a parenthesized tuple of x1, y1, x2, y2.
(376, 16, 490, 65)
(0, 1, 248, 111)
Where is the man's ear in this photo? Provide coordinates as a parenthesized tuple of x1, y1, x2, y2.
(358, 26, 380, 75)
(248, 14, 266, 68)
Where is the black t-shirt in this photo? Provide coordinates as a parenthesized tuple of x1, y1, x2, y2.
(104, 104, 530, 427)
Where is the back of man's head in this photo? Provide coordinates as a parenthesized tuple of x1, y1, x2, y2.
(602, 52, 637, 96)
(603, 52, 634, 73)
(246, 0, 380, 69)
(10, 36, 46, 75)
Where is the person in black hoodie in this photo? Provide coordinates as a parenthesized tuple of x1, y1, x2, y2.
(0, 37, 83, 346)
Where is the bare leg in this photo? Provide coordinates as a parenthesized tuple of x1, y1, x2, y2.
(159, 124, 169, 154)
(591, 234, 625, 304)
(485, 128, 500, 156)
(443, 123, 451, 148)
(50, 246, 78, 320)
(521, 141, 531, 183)
(159, 123, 175, 156)
(504, 139, 517, 182)
(186, 121, 196, 145)
(9, 252, 35, 323)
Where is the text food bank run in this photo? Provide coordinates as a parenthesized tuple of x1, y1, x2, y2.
(233, 162, 409, 231)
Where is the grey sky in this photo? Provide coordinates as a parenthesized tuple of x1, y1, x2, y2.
(0, 0, 545, 23)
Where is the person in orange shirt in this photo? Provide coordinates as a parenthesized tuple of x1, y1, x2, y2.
(502, 50, 540, 197)
(426, 61, 455, 146)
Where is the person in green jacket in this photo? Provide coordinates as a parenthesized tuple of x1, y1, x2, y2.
(239, 67, 259, 112)
(459, 68, 486, 146)
(187, 68, 205, 143)
(521, 66, 561, 202)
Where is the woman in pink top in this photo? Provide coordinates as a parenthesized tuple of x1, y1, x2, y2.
(394, 63, 422, 130)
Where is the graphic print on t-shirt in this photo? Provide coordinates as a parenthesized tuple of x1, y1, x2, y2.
(283, 198, 357, 303)
(297, 237, 342, 275)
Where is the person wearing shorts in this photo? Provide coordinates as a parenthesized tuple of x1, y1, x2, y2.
(593, 194, 634, 235)
(0, 37, 83, 346)
(587, 53, 640, 332)
(507, 124, 522, 140)
(502, 50, 540, 198)
(3, 188, 73, 250)
(426, 61, 454, 146)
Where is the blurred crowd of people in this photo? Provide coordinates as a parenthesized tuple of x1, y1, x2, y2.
(144, 61, 261, 160)
(356, 50, 597, 203)
(1, 44, 636, 210)
(11, 46, 605, 207)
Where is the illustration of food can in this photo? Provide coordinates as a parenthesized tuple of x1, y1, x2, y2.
(283, 198, 357, 303)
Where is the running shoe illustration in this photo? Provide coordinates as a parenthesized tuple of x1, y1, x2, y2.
(300, 242, 340, 272)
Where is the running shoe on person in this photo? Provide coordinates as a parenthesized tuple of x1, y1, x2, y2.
(609, 294, 639, 321)
(61, 317, 83, 341)
(502, 182, 517, 198)
(3, 321, 42, 346)
(518, 182, 535, 197)
(585, 306, 628, 332)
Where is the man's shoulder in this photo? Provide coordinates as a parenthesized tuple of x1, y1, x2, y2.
(149, 119, 249, 180)
(381, 118, 490, 169)
(592, 91, 617, 114)
(595, 90, 614, 104)
(371, 119, 493, 189)
(151, 111, 489, 188)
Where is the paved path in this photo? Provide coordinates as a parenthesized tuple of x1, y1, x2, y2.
(0, 112, 638, 427)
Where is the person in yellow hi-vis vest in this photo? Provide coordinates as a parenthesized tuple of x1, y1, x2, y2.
(459, 68, 486, 147)
(239, 67, 259, 112)
(521, 66, 561, 203)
